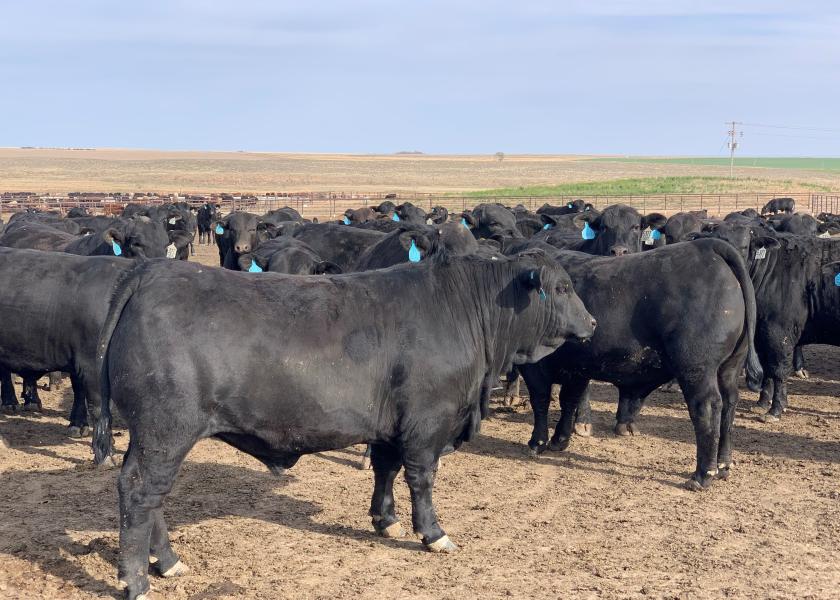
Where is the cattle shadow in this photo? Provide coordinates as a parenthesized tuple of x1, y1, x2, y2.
(462, 430, 688, 490)
(0, 459, 421, 598)
(0, 414, 91, 465)
(486, 397, 840, 466)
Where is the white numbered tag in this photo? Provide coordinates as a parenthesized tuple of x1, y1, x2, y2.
(754, 247, 767, 260)
(168, 217, 178, 225)
(166, 243, 177, 259)
(641, 227, 655, 246)
(819, 231, 831, 238)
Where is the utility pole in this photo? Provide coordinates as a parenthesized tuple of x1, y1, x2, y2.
(726, 121, 742, 178)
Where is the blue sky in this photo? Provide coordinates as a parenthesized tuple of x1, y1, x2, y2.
(1, 1, 838, 155)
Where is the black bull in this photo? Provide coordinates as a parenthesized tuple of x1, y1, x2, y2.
(93, 254, 595, 599)
(518, 238, 762, 490)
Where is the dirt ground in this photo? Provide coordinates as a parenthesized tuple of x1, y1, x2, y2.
(0, 245, 838, 599)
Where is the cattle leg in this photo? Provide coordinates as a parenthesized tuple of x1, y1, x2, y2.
(548, 377, 590, 451)
(753, 377, 773, 414)
(573, 387, 593, 436)
(149, 509, 187, 578)
(67, 374, 89, 438)
(792, 346, 808, 379)
(716, 366, 740, 481)
(520, 368, 553, 454)
(403, 451, 456, 553)
(117, 441, 189, 599)
(360, 444, 372, 470)
(368, 443, 405, 538)
(679, 377, 722, 490)
(502, 370, 521, 409)
(21, 376, 42, 412)
(0, 369, 19, 411)
(615, 391, 644, 436)
(762, 377, 788, 423)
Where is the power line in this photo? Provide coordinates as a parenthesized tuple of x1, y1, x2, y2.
(741, 122, 840, 133)
(748, 131, 836, 141)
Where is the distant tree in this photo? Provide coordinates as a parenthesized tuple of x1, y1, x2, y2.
(495, 152, 505, 162)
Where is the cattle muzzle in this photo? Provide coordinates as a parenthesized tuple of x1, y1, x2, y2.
(235, 242, 252, 254)
(610, 245, 629, 256)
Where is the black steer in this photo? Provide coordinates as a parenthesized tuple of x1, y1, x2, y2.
(93, 254, 595, 599)
(0, 248, 135, 435)
(292, 223, 386, 272)
(517, 239, 761, 490)
(761, 197, 795, 215)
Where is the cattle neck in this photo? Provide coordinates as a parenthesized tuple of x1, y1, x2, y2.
(423, 254, 553, 377)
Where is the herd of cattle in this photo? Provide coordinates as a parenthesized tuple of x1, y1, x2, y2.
(0, 195, 838, 599)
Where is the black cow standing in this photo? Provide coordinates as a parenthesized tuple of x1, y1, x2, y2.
(0, 249, 135, 435)
(760, 197, 795, 215)
(92, 254, 596, 599)
(196, 203, 219, 245)
(517, 239, 762, 490)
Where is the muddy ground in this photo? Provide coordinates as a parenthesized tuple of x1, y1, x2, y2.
(0, 245, 838, 599)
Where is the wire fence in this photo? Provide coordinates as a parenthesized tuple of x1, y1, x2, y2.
(1, 191, 836, 222)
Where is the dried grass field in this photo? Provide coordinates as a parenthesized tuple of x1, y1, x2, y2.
(0, 244, 837, 599)
(2, 148, 840, 194)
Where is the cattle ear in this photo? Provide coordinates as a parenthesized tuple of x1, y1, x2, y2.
(256, 221, 278, 240)
(642, 213, 667, 230)
(572, 211, 597, 228)
(314, 261, 342, 275)
(103, 228, 125, 246)
(753, 236, 780, 250)
(238, 254, 265, 272)
(78, 227, 96, 236)
(540, 214, 559, 228)
(682, 232, 710, 242)
(398, 231, 432, 260)
(518, 267, 546, 300)
(701, 221, 720, 233)
(459, 211, 478, 230)
(821, 261, 840, 284)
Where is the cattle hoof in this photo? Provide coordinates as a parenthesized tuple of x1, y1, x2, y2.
(360, 456, 372, 470)
(750, 402, 771, 415)
(0, 404, 18, 413)
(761, 413, 781, 424)
(68, 426, 83, 438)
(684, 476, 713, 492)
(376, 522, 406, 539)
(22, 403, 42, 413)
(614, 422, 639, 437)
(574, 423, 592, 437)
(425, 535, 458, 554)
(716, 467, 731, 481)
(160, 560, 189, 578)
(547, 437, 570, 452)
(793, 369, 809, 380)
(80, 425, 91, 437)
(98, 455, 117, 470)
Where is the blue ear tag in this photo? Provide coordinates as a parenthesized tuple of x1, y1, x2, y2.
(342, 216, 351, 225)
(543, 223, 552, 230)
(539, 288, 546, 301)
(461, 218, 469, 229)
(567, 203, 573, 208)
(392, 213, 400, 222)
(582, 222, 596, 240)
(408, 239, 421, 262)
(651, 229, 662, 240)
(248, 261, 263, 273)
(111, 241, 122, 256)
(835, 273, 840, 287)
(215, 224, 224, 234)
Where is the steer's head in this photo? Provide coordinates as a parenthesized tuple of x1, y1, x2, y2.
(687, 221, 779, 263)
(574, 204, 666, 256)
(503, 252, 596, 366)
(108, 216, 170, 258)
(216, 211, 260, 255)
